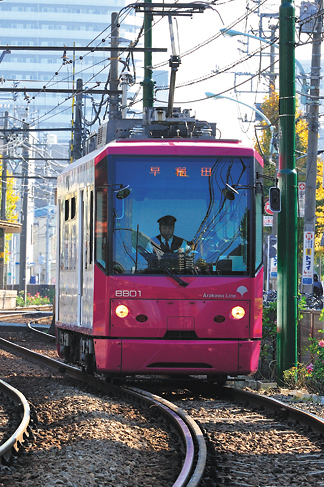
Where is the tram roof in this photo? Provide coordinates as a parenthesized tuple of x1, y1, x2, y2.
(99, 138, 263, 163)
(58, 138, 263, 181)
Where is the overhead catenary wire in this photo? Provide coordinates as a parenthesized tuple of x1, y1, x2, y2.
(3, 0, 317, 137)
(4, 0, 263, 129)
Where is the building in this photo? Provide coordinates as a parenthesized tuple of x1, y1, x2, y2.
(0, 0, 142, 145)
(0, 0, 143, 288)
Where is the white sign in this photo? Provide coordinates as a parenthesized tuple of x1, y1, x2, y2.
(298, 182, 306, 218)
(302, 231, 314, 285)
(270, 255, 277, 278)
(263, 215, 273, 227)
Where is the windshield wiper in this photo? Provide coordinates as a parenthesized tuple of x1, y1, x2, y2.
(136, 245, 189, 287)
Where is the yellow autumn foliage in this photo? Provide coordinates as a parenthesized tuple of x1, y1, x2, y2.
(315, 160, 324, 254)
(0, 156, 20, 263)
(255, 91, 308, 159)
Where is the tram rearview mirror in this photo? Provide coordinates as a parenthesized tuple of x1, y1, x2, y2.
(116, 188, 131, 199)
(222, 183, 239, 201)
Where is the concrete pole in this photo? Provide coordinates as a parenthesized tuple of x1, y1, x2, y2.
(19, 123, 29, 301)
(0, 110, 8, 288)
(277, 0, 298, 384)
(109, 12, 120, 120)
(143, 0, 154, 109)
(302, 1, 322, 294)
(73, 78, 83, 161)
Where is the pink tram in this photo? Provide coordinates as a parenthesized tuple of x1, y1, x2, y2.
(55, 132, 264, 382)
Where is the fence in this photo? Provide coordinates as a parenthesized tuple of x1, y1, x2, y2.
(299, 310, 324, 363)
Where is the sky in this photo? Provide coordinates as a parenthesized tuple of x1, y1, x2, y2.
(144, 0, 314, 145)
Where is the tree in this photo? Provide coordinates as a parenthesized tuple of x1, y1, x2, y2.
(254, 91, 309, 270)
(315, 160, 324, 258)
(255, 91, 308, 176)
(0, 156, 19, 262)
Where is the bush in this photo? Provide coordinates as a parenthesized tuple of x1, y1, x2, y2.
(283, 363, 312, 389)
(307, 330, 324, 382)
(256, 295, 305, 382)
(282, 331, 324, 394)
(16, 291, 51, 307)
(255, 300, 277, 380)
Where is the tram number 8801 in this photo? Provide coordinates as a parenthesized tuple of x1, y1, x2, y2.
(115, 290, 142, 297)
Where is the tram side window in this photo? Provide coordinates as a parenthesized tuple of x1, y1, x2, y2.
(95, 189, 108, 271)
(71, 197, 76, 219)
(255, 191, 263, 270)
(90, 190, 93, 265)
(65, 199, 69, 221)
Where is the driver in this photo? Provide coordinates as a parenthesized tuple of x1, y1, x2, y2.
(154, 215, 186, 253)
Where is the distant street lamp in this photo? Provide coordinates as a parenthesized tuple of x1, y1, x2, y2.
(220, 28, 308, 104)
(205, 92, 276, 160)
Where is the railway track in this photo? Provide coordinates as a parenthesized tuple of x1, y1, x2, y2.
(0, 378, 36, 466)
(162, 385, 324, 486)
(0, 332, 206, 487)
(0, 305, 52, 318)
(3, 325, 324, 485)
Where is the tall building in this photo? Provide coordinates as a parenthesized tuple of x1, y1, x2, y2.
(0, 0, 142, 144)
(0, 0, 143, 287)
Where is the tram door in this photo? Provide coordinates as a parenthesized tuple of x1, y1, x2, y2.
(77, 190, 84, 325)
(55, 198, 60, 323)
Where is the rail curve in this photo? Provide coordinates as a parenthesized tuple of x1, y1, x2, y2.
(0, 378, 36, 465)
(0, 336, 206, 486)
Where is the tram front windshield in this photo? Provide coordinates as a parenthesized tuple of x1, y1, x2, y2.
(109, 155, 251, 276)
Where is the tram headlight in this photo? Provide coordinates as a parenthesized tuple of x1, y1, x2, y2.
(230, 306, 245, 320)
(116, 305, 129, 318)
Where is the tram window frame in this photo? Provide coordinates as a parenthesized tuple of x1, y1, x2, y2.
(95, 158, 108, 273)
(95, 189, 108, 272)
(254, 160, 264, 273)
(89, 190, 94, 265)
(255, 190, 263, 271)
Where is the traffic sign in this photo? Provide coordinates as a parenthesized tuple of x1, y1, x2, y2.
(299, 182, 306, 191)
(264, 201, 273, 215)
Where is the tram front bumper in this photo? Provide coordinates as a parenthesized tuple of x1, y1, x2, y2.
(93, 338, 260, 375)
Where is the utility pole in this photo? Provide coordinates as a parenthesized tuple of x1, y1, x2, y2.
(277, 0, 298, 384)
(269, 23, 277, 94)
(0, 110, 8, 288)
(45, 208, 50, 285)
(73, 78, 83, 160)
(19, 123, 29, 301)
(302, 0, 323, 293)
(270, 21, 279, 240)
(143, 0, 154, 109)
(109, 12, 121, 121)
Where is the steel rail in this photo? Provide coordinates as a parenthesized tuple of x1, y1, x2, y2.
(222, 386, 324, 434)
(27, 321, 55, 339)
(0, 305, 53, 314)
(126, 386, 207, 487)
(0, 337, 206, 486)
(0, 379, 34, 465)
